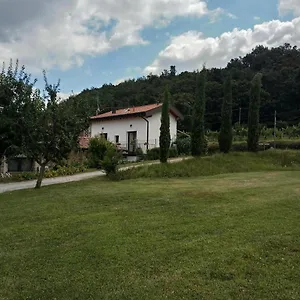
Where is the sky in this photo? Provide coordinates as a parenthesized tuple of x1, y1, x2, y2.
(0, 0, 299, 98)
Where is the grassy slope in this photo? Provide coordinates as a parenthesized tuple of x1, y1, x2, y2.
(1, 171, 300, 299)
(116, 150, 300, 180)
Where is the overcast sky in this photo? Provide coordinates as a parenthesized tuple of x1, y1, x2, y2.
(0, 0, 299, 98)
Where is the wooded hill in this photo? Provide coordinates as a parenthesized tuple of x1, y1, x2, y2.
(70, 43, 300, 132)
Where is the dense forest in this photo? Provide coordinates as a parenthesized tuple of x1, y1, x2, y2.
(70, 43, 300, 132)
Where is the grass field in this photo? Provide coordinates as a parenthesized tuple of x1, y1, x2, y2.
(1, 169, 300, 299)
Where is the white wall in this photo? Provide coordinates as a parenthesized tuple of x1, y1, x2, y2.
(91, 116, 147, 144)
(148, 112, 177, 147)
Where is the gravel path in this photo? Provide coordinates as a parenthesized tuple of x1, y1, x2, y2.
(0, 157, 191, 194)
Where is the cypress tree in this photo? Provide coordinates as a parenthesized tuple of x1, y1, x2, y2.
(218, 74, 233, 153)
(159, 87, 171, 163)
(247, 73, 263, 152)
(191, 68, 207, 156)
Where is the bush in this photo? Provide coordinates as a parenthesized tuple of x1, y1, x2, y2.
(88, 136, 112, 168)
(147, 148, 160, 160)
(269, 141, 300, 150)
(176, 136, 191, 155)
(169, 147, 178, 158)
(136, 147, 144, 161)
(147, 147, 178, 161)
(102, 145, 120, 175)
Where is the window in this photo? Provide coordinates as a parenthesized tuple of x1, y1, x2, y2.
(115, 135, 120, 143)
(100, 133, 108, 140)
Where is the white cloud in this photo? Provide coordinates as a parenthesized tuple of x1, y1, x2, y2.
(145, 17, 300, 74)
(278, 0, 300, 16)
(254, 16, 261, 21)
(58, 91, 78, 100)
(113, 77, 131, 85)
(0, 0, 227, 72)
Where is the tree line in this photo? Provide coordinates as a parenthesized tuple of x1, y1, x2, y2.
(70, 43, 300, 132)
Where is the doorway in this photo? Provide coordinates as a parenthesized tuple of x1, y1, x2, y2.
(127, 131, 137, 154)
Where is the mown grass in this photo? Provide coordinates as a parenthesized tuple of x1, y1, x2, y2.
(115, 150, 300, 180)
(1, 170, 300, 299)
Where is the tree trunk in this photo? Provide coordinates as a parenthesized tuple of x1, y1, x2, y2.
(35, 163, 46, 189)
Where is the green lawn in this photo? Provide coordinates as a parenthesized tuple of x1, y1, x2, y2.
(1, 171, 300, 299)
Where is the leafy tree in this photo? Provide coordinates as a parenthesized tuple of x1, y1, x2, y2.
(218, 74, 233, 153)
(159, 87, 171, 163)
(191, 68, 207, 156)
(19, 72, 88, 188)
(170, 66, 177, 77)
(0, 60, 36, 165)
(247, 73, 263, 152)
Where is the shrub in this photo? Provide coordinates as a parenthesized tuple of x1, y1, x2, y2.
(88, 136, 113, 168)
(136, 147, 144, 161)
(169, 147, 178, 158)
(269, 141, 300, 150)
(147, 147, 178, 161)
(176, 136, 191, 155)
(102, 145, 120, 175)
(147, 148, 160, 160)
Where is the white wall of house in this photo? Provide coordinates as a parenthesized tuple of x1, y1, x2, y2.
(90, 110, 178, 153)
(148, 112, 177, 145)
(91, 116, 147, 145)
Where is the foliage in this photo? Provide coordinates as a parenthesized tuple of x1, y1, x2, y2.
(248, 73, 263, 152)
(88, 135, 120, 175)
(176, 136, 191, 155)
(136, 147, 144, 161)
(218, 74, 233, 153)
(0, 60, 36, 160)
(147, 147, 160, 160)
(159, 87, 171, 163)
(147, 147, 178, 160)
(191, 68, 207, 156)
(117, 150, 300, 180)
(88, 136, 112, 168)
(70, 44, 300, 132)
(0, 164, 87, 183)
(0, 63, 88, 188)
(102, 145, 120, 175)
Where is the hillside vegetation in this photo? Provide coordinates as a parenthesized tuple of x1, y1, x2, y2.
(70, 43, 300, 131)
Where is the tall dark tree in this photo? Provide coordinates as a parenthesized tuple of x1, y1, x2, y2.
(170, 66, 177, 77)
(218, 74, 233, 153)
(159, 87, 171, 163)
(191, 68, 207, 156)
(247, 73, 263, 152)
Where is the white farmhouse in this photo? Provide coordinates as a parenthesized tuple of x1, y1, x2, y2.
(89, 103, 183, 155)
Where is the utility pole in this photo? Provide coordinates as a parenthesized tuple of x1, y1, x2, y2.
(274, 110, 277, 149)
(238, 107, 241, 125)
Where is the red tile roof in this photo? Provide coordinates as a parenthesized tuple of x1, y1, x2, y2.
(91, 103, 163, 120)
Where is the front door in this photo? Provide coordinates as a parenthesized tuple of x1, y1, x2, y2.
(128, 131, 137, 154)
